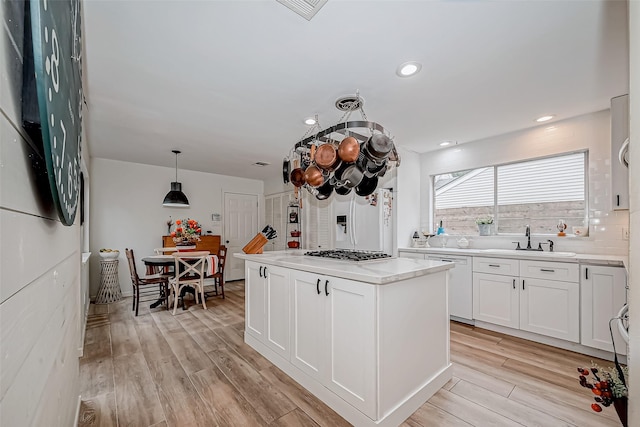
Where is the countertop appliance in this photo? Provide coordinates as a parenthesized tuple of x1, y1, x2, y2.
(334, 188, 393, 253)
(305, 249, 391, 261)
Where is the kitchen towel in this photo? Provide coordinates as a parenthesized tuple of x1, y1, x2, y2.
(206, 255, 219, 276)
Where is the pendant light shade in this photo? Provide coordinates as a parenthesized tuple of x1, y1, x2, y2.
(163, 150, 190, 207)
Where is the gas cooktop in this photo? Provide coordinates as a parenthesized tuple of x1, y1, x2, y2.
(304, 249, 392, 262)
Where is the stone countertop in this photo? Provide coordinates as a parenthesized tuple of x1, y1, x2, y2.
(398, 247, 628, 269)
(234, 250, 454, 285)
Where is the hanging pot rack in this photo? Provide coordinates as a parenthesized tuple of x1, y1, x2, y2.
(285, 92, 401, 200)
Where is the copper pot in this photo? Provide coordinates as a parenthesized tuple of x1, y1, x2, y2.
(338, 136, 360, 163)
(290, 168, 306, 187)
(315, 143, 340, 171)
(304, 165, 324, 187)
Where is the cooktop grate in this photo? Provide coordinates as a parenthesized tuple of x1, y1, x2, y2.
(304, 249, 391, 261)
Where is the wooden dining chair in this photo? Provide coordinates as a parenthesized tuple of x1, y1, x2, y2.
(125, 248, 170, 316)
(205, 245, 227, 299)
(169, 251, 209, 315)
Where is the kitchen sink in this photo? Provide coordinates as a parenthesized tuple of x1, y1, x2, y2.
(481, 249, 576, 257)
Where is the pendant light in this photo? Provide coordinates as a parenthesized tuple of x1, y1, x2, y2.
(162, 150, 190, 207)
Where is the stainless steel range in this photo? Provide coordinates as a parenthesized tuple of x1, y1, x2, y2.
(304, 249, 392, 261)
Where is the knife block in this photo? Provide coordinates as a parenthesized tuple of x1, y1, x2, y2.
(243, 233, 268, 254)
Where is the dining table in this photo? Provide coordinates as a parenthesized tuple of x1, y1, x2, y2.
(141, 252, 219, 309)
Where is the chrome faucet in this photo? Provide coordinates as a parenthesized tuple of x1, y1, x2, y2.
(525, 225, 532, 249)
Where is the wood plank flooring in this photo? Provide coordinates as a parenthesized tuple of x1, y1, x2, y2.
(78, 281, 622, 427)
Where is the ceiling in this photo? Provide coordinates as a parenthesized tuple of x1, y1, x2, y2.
(82, 0, 629, 182)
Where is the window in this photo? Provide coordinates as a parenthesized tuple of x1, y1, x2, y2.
(433, 152, 587, 235)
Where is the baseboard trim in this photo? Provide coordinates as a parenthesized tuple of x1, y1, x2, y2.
(474, 320, 628, 364)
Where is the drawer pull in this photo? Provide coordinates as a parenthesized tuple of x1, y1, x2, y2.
(316, 278, 321, 295)
(540, 269, 555, 273)
(488, 264, 501, 268)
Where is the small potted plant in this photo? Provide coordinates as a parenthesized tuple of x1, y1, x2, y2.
(475, 217, 493, 236)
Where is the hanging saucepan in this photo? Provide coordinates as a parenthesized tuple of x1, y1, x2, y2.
(335, 185, 352, 196)
(290, 167, 306, 187)
(337, 136, 360, 163)
(363, 134, 394, 161)
(282, 158, 290, 184)
(355, 175, 378, 197)
(315, 180, 334, 200)
(304, 164, 324, 187)
(315, 143, 341, 172)
(335, 164, 364, 189)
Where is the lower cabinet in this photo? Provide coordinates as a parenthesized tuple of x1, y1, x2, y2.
(473, 272, 519, 328)
(580, 265, 627, 354)
(291, 270, 376, 418)
(245, 262, 290, 359)
(473, 258, 580, 342)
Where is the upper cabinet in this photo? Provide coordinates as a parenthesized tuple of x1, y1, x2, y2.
(610, 94, 629, 210)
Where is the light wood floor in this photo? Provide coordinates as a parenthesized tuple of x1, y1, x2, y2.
(78, 281, 621, 427)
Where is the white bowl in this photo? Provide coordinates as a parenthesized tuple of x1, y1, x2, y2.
(99, 251, 119, 259)
(572, 226, 588, 237)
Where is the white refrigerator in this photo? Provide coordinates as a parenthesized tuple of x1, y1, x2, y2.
(334, 188, 393, 253)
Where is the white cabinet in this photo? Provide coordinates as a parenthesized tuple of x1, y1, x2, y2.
(473, 257, 580, 342)
(610, 94, 629, 210)
(245, 261, 290, 359)
(519, 277, 579, 342)
(291, 270, 376, 418)
(580, 265, 627, 354)
(473, 272, 519, 328)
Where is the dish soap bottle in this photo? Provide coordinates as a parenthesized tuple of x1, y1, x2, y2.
(436, 220, 445, 235)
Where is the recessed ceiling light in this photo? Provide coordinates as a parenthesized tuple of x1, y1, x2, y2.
(535, 115, 555, 123)
(304, 117, 317, 125)
(439, 141, 451, 147)
(397, 61, 422, 77)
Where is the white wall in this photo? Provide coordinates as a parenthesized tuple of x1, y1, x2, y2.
(419, 110, 629, 255)
(90, 158, 263, 297)
(395, 146, 422, 248)
(1, 3, 81, 426)
(627, 1, 638, 425)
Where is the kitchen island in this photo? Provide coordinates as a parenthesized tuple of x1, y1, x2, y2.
(234, 250, 454, 427)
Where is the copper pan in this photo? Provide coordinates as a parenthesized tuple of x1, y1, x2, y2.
(290, 167, 306, 187)
(315, 143, 340, 172)
(304, 164, 324, 187)
(338, 136, 360, 163)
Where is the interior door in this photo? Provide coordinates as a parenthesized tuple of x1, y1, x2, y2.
(224, 192, 258, 281)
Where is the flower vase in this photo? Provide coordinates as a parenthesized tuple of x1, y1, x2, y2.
(613, 397, 628, 427)
(478, 223, 491, 236)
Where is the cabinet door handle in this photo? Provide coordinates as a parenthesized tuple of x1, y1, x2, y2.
(540, 269, 555, 273)
(513, 279, 516, 289)
(585, 268, 589, 280)
(316, 278, 321, 295)
(488, 264, 500, 268)
(259, 266, 263, 278)
(617, 195, 620, 206)
(441, 259, 454, 263)
(325, 280, 329, 296)
(522, 279, 525, 290)
(264, 267, 268, 277)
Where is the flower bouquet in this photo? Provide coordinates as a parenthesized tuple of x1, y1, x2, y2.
(171, 218, 202, 247)
(577, 363, 628, 426)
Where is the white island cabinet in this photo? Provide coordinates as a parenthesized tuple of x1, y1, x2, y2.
(237, 252, 453, 427)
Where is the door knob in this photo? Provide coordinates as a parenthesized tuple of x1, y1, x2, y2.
(226, 240, 229, 244)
